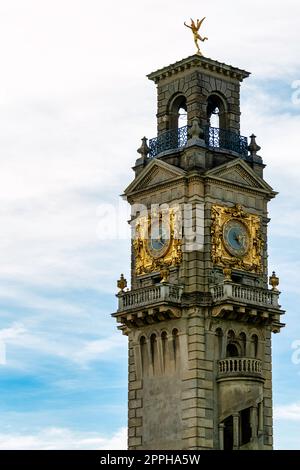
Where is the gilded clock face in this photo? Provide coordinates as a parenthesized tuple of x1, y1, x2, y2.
(223, 219, 250, 258)
(211, 204, 262, 274)
(133, 210, 182, 275)
(147, 222, 170, 259)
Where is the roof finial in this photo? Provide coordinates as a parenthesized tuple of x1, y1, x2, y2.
(184, 17, 208, 56)
(117, 274, 127, 293)
(248, 134, 261, 159)
(137, 137, 150, 160)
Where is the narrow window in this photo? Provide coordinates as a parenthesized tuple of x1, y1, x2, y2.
(150, 333, 159, 375)
(140, 336, 148, 376)
(223, 416, 234, 450)
(215, 328, 223, 358)
(226, 343, 239, 358)
(240, 408, 252, 445)
(250, 334, 259, 358)
(172, 328, 180, 368)
(239, 332, 247, 356)
(161, 331, 168, 371)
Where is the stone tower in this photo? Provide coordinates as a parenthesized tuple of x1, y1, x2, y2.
(112, 54, 285, 450)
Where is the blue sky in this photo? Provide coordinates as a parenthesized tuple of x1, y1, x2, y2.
(0, 0, 299, 449)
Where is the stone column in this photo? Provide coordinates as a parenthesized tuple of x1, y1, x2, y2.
(223, 281, 233, 298)
(147, 341, 154, 377)
(167, 335, 176, 374)
(233, 413, 240, 450)
(258, 401, 264, 436)
(156, 335, 163, 376)
(219, 423, 225, 450)
(221, 335, 227, 358)
(251, 405, 258, 441)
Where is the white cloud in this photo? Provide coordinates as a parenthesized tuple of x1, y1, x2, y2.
(0, 426, 127, 450)
(0, 322, 26, 341)
(0, 0, 299, 449)
(73, 335, 127, 366)
(0, 0, 299, 302)
(1, 319, 127, 369)
(274, 403, 300, 421)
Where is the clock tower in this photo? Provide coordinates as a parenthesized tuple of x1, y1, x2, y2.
(112, 53, 285, 450)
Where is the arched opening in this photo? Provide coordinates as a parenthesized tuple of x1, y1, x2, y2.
(150, 333, 159, 375)
(172, 328, 180, 368)
(240, 408, 252, 446)
(226, 343, 239, 358)
(239, 332, 247, 356)
(227, 329, 235, 340)
(250, 334, 259, 358)
(140, 336, 148, 376)
(207, 94, 227, 130)
(178, 106, 188, 127)
(209, 105, 220, 128)
(161, 331, 168, 371)
(215, 328, 223, 358)
(168, 95, 187, 131)
(223, 416, 234, 450)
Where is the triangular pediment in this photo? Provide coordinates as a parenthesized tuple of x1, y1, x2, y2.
(124, 159, 186, 195)
(205, 159, 275, 194)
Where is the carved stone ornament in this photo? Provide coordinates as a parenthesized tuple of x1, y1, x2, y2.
(211, 204, 263, 273)
(133, 209, 182, 275)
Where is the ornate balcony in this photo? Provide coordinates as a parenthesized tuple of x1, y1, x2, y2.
(149, 126, 188, 158)
(210, 282, 284, 331)
(117, 283, 183, 312)
(112, 284, 183, 332)
(204, 126, 248, 157)
(211, 283, 280, 309)
(148, 125, 249, 158)
(218, 357, 263, 380)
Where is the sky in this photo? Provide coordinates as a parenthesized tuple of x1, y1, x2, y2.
(0, 0, 299, 450)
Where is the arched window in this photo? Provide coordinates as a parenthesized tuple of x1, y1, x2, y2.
(207, 94, 227, 130)
(150, 333, 159, 374)
(178, 106, 188, 127)
(223, 416, 234, 450)
(239, 332, 247, 356)
(226, 343, 239, 358)
(140, 336, 148, 376)
(215, 328, 223, 358)
(250, 334, 259, 358)
(172, 328, 180, 368)
(241, 408, 252, 445)
(209, 106, 220, 128)
(168, 95, 187, 131)
(161, 331, 168, 371)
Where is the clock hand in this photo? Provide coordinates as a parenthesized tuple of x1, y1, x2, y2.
(234, 232, 246, 247)
(233, 232, 241, 245)
(154, 238, 164, 247)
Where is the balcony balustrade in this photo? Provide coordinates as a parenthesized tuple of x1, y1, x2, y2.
(211, 283, 279, 309)
(117, 283, 183, 312)
(218, 357, 263, 379)
(148, 125, 249, 158)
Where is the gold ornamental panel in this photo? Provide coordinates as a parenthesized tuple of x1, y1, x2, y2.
(211, 204, 262, 273)
(133, 209, 182, 276)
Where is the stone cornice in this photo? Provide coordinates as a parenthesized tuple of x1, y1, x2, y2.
(204, 177, 277, 199)
(125, 175, 186, 201)
(147, 54, 250, 84)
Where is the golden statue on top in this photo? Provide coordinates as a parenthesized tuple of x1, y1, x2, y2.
(184, 17, 208, 55)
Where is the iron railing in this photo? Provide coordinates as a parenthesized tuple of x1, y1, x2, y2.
(148, 125, 248, 158)
(149, 126, 188, 158)
(204, 126, 248, 157)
